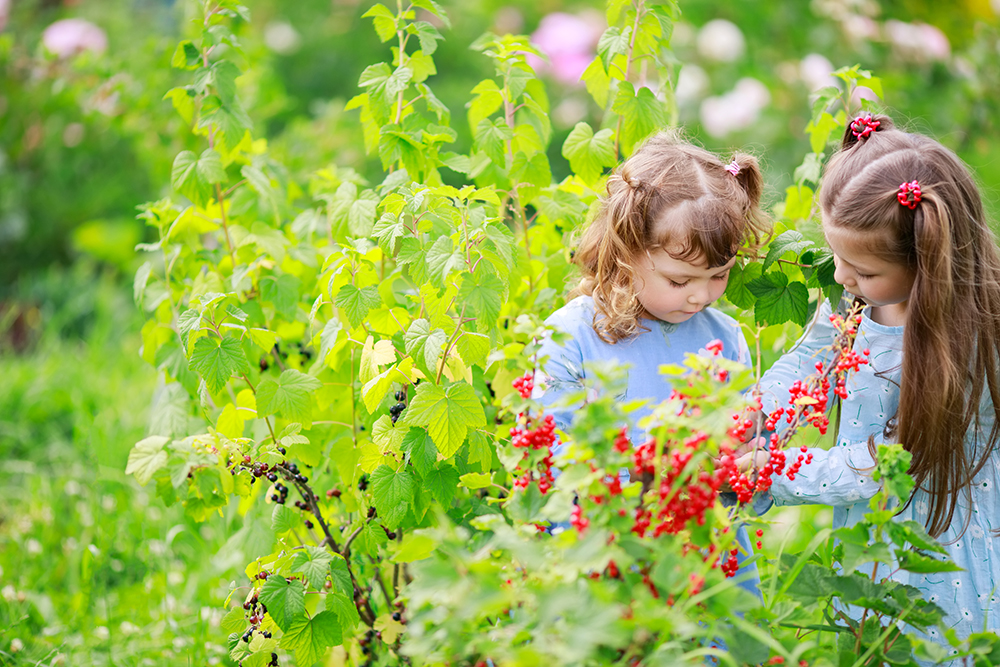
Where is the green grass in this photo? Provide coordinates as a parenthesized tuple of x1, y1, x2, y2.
(0, 268, 239, 666)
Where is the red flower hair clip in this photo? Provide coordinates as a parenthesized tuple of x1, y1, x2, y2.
(850, 115, 881, 140)
(897, 180, 922, 210)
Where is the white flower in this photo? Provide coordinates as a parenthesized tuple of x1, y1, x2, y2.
(10, 638, 23, 653)
(915, 500, 929, 514)
(26, 539, 42, 556)
(970, 524, 985, 539)
(94, 626, 110, 641)
(953, 578, 963, 588)
(928, 627, 939, 637)
(928, 594, 939, 602)
(980, 479, 993, 492)
(846, 489, 861, 502)
(696, 19, 745, 62)
(264, 21, 301, 55)
(42, 18, 108, 58)
(962, 608, 973, 619)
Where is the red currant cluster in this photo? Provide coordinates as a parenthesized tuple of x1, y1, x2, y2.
(648, 433, 731, 538)
(512, 371, 533, 399)
(509, 374, 557, 494)
(570, 503, 589, 533)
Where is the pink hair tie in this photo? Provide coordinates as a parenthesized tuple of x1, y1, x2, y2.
(724, 160, 740, 176)
(897, 180, 922, 209)
(850, 114, 881, 140)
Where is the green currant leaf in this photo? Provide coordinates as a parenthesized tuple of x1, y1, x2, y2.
(370, 464, 416, 529)
(171, 40, 201, 70)
(171, 149, 226, 207)
(597, 26, 631, 71)
(748, 271, 810, 326)
(422, 462, 460, 507)
(403, 318, 447, 378)
(401, 427, 438, 477)
(762, 230, 814, 271)
(291, 545, 334, 588)
(280, 610, 342, 664)
(125, 436, 170, 486)
(189, 336, 250, 394)
(259, 575, 306, 632)
(458, 271, 503, 332)
(580, 56, 611, 107)
(256, 369, 323, 421)
(562, 122, 616, 186)
(473, 118, 514, 166)
(612, 82, 667, 156)
(272, 504, 303, 535)
(401, 381, 485, 458)
(725, 261, 763, 310)
(199, 95, 252, 151)
(335, 284, 382, 329)
(361, 3, 396, 42)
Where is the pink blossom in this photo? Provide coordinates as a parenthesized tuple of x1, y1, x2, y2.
(850, 85, 879, 107)
(885, 19, 950, 62)
(800, 54, 837, 91)
(699, 77, 770, 138)
(0, 0, 9, 32)
(42, 18, 108, 58)
(527, 11, 603, 84)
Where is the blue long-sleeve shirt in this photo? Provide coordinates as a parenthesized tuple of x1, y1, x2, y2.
(758, 298, 1000, 645)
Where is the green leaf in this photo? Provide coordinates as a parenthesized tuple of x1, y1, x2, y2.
(171, 40, 201, 70)
(272, 504, 303, 534)
(423, 463, 460, 507)
(335, 284, 382, 329)
(885, 520, 948, 554)
(211, 60, 241, 107)
(459, 472, 492, 490)
(260, 274, 301, 320)
(411, 0, 450, 27)
(562, 122, 617, 185)
(190, 336, 250, 394)
(467, 430, 493, 472)
(372, 212, 407, 255)
(171, 149, 226, 207)
(783, 185, 814, 220)
(326, 591, 361, 630)
(458, 271, 503, 330)
(580, 56, 611, 107)
(402, 381, 486, 458)
(199, 96, 252, 151)
(597, 26, 631, 71)
(410, 21, 443, 55)
(794, 152, 824, 186)
(762, 230, 814, 271)
(259, 576, 306, 632)
(456, 331, 490, 368)
(280, 610, 342, 665)
(473, 118, 513, 166)
(748, 272, 810, 326)
(896, 551, 963, 574)
(361, 3, 396, 42)
(424, 235, 465, 283)
(370, 464, 416, 529)
(256, 369, 322, 421)
(612, 82, 667, 155)
(291, 545, 334, 588)
(391, 532, 436, 563)
(126, 436, 169, 486)
(404, 318, 447, 378)
(725, 261, 763, 309)
(400, 427, 438, 477)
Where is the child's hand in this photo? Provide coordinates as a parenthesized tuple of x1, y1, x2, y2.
(734, 440, 770, 472)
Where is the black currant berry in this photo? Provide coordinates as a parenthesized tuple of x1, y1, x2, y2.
(304, 520, 313, 529)
(394, 389, 406, 402)
(392, 611, 401, 621)
(267, 473, 278, 482)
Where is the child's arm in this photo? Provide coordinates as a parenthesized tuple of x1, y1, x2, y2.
(533, 325, 588, 437)
(756, 299, 841, 426)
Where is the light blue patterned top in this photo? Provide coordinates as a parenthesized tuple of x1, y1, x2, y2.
(535, 296, 761, 594)
(759, 298, 1000, 646)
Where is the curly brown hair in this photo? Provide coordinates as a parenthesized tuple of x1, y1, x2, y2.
(572, 130, 770, 343)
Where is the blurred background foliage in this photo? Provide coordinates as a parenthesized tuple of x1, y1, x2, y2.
(0, 0, 997, 663)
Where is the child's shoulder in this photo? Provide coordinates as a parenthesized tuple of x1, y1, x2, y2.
(545, 295, 597, 330)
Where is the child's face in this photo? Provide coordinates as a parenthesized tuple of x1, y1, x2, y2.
(632, 248, 735, 324)
(825, 225, 916, 312)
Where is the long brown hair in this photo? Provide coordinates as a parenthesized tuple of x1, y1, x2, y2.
(821, 114, 1000, 537)
(573, 130, 770, 343)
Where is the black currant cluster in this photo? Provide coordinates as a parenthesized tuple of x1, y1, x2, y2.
(359, 628, 377, 662)
(358, 474, 369, 492)
(282, 461, 308, 484)
(270, 482, 289, 505)
(382, 525, 397, 540)
(325, 488, 342, 499)
(232, 454, 277, 486)
(240, 591, 272, 643)
(388, 389, 407, 424)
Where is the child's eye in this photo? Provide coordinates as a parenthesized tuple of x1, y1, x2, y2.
(668, 279, 689, 288)
(712, 272, 730, 281)
(856, 273, 875, 280)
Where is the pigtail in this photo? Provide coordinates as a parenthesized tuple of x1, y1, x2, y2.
(728, 152, 768, 256)
(841, 113, 896, 150)
(574, 169, 650, 342)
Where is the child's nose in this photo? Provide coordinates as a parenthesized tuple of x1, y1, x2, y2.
(833, 264, 853, 286)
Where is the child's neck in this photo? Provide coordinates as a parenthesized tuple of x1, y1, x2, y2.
(870, 302, 908, 327)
